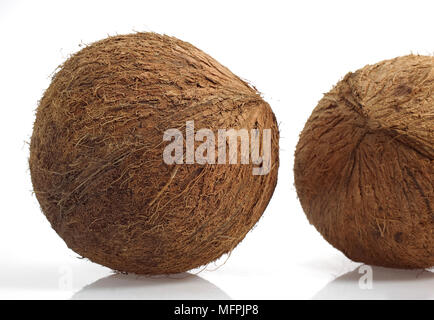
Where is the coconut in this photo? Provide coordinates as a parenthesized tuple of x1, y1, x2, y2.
(294, 55, 433, 269)
(30, 33, 279, 274)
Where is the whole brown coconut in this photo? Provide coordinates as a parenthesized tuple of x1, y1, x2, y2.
(294, 55, 433, 269)
(30, 33, 279, 274)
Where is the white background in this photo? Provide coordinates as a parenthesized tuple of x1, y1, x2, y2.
(0, 0, 433, 300)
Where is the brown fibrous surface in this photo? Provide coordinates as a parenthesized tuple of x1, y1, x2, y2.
(295, 55, 433, 269)
(29, 33, 279, 274)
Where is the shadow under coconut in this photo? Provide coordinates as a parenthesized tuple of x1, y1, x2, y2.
(314, 265, 434, 300)
(72, 273, 231, 300)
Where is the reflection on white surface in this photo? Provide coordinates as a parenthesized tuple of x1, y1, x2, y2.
(72, 273, 231, 300)
(314, 266, 434, 300)
(0, 259, 113, 299)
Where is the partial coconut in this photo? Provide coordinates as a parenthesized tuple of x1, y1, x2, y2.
(295, 55, 433, 269)
(30, 33, 279, 274)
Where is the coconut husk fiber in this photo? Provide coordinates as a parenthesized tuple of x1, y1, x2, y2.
(29, 32, 279, 274)
(295, 55, 433, 269)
